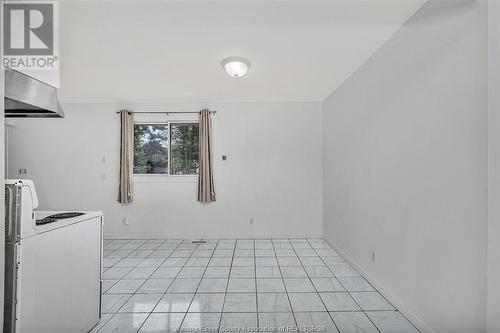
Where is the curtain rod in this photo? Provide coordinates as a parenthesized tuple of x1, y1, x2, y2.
(116, 111, 216, 115)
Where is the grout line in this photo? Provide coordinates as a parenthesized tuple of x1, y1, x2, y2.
(317, 238, 421, 332)
(174, 239, 217, 333)
(299, 238, 342, 333)
(120, 239, 191, 333)
(217, 239, 237, 333)
(253, 239, 259, 331)
(99, 240, 171, 319)
(100, 238, 419, 333)
(99, 239, 179, 332)
(271, 238, 299, 330)
(305, 238, 384, 333)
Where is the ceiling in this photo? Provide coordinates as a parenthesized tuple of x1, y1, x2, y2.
(58, 1, 425, 103)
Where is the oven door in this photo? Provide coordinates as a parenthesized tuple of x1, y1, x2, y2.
(4, 184, 22, 333)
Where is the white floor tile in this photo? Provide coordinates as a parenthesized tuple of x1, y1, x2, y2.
(197, 278, 228, 293)
(256, 267, 282, 278)
(118, 293, 163, 313)
(257, 279, 286, 292)
(103, 267, 132, 280)
(337, 277, 375, 292)
(329, 264, 360, 277)
(366, 311, 419, 333)
(154, 293, 193, 312)
(256, 257, 279, 267)
(98, 313, 148, 333)
(185, 257, 210, 267)
(151, 267, 181, 279)
(288, 293, 326, 312)
(319, 293, 360, 312)
(115, 258, 144, 268)
(278, 257, 302, 267)
(209, 257, 233, 267)
(139, 313, 185, 333)
(281, 266, 308, 278)
(275, 250, 295, 256)
(102, 294, 131, 313)
(124, 267, 156, 279)
(100, 238, 418, 333)
(255, 249, 276, 257)
(137, 257, 165, 267)
(138, 279, 173, 294)
(232, 257, 255, 266)
(89, 313, 113, 333)
(305, 266, 334, 278)
(284, 278, 316, 292)
(162, 257, 188, 267)
(299, 256, 324, 266)
(107, 279, 146, 294)
(189, 293, 225, 312)
(204, 266, 231, 279)
(295, 312, 339, 333)
(227, 278, 256, 293)
(220, 313, 258, 332)
(350, 292, 395, 311)
(102, 280, 119, 293)
(167, 278, 201, 293)
(258, 313, 296, 332)
(234, 249, 254, 257)
(213, 249, 234, 257)
(257, 293, 292, 312)
(180, 312, 221, 332)
(178, 266, 206, 279)
(223, 293, 257, 312)
(330, 312, 378, 333)
(311, 278, 345, 292)
(230, 266, 255, 278)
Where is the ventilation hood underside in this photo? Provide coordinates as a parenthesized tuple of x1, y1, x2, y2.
(4, 69, 64, 118)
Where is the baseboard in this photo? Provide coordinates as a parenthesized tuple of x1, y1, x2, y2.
(323, 237, 434, 333)
(103, 235, 325, 240)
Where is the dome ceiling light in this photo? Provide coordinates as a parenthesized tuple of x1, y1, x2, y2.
(221, 56, 251, 78)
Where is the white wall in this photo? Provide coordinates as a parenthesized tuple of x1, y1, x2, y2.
(0, 0, 6, 325)
(322, 2, 487, 333)
(488, 1, 500, 332)
(7, 102, 323, 239)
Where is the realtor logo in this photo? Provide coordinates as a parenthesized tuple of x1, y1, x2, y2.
(2, 1, 58, 70)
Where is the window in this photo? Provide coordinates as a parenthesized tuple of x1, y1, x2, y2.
(133, 122, 199, 176)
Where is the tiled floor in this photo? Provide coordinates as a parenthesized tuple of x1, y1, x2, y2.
(94, 239, 420, 333)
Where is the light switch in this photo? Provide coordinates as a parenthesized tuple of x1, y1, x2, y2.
(222, 155, 227, 161)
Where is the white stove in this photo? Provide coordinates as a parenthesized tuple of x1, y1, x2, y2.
(4, 179, 104, 333)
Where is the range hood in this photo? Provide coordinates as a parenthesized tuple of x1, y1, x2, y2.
(4, 69, 64, 118)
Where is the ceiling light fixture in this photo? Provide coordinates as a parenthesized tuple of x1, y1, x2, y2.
(221, 56, 251, 78)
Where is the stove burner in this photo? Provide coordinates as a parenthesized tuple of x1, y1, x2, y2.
(46, 212, 85, 220)
(36, 218, 57, 225)
(35, 212, 86, 226)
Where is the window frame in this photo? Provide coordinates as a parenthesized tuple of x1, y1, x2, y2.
(133, 115, 199, 182)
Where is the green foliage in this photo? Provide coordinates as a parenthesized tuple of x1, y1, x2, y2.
(170, 123, 199, 175)
(133, 124, 168, 174)
(133, 122, 199, 175)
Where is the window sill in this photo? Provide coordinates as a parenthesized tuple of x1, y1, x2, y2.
(133, 175, 198, 183)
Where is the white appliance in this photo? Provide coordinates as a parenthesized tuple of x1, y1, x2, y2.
(4, 180, 103, 333)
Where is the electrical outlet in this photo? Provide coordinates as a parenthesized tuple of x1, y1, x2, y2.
(371, 251, 376, 263)
(249, 217, 255, 225)
(19, 168, 27, 175)
(123, 217, 130, 226)
(222, 155, 227, 161)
